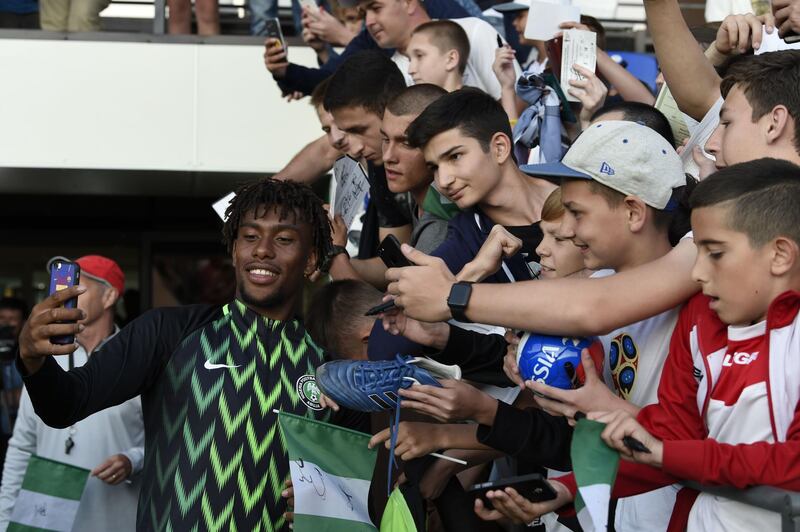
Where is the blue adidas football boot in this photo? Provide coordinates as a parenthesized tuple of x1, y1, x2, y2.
(315, 354, 461, 413)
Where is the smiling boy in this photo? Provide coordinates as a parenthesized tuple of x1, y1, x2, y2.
(407, 88, 556, 283)
(406, 20, 469, 92)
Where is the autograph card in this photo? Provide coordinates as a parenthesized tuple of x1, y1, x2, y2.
(331, 156, 369, 228)
(560, 29, 596, 102)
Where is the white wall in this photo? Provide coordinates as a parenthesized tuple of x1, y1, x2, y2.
(0, 38, 322, 173)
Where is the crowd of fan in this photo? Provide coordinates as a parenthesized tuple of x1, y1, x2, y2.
(259, 0, 800, 530)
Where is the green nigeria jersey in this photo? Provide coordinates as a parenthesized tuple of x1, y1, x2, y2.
(20, 300, 366, 531)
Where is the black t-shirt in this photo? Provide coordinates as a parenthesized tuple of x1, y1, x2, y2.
(368, 163, 412, 229)
(357, 164, 413, 260)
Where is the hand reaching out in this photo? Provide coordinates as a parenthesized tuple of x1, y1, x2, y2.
(282, 479, 295, 528)
(492, 46, 518, 91)
(568, 64, 608, 131)
(527, 348, 637, 423)
(458, 225, 523, 283)
(398, 379, 498, 424)
(381, 303, 451, 350)
(368, 421, 445, 461)
(474, 482, 573, 524)
(589, 410, 663, 467)
(677, 140, 716, 180)
(385, 244, 456, 322)
(714, 12, 775, 55)
(503, 329, 525, 389)
(302, 7, 356, 47)
(773, 0, 800, 38)
(263, 38, 289, 79)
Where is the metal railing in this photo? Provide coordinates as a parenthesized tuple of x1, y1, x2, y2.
(687, 483, 800, 532)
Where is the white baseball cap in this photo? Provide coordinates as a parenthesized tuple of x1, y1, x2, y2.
(520, 121, 686, 210)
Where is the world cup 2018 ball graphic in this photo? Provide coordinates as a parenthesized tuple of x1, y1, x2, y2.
(516, 333, 595, 389)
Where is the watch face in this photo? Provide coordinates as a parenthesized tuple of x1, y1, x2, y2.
(449, 283, 471, 306)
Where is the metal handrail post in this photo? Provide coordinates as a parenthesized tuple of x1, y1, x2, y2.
(153, 0, 166, 34)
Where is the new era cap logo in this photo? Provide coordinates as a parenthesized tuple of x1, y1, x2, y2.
(599, 162, 615, 176)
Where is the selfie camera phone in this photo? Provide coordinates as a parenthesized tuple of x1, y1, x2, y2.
(48, 260, 81, 345)
(265, 18, 286, 49)
(378, 235, 413, 269)
(468, 474, 557, 510)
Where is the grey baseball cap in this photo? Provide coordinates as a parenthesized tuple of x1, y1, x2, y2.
(520, 121, 686, 210)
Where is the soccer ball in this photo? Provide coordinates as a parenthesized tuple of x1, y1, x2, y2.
(516, 333, 595, 389)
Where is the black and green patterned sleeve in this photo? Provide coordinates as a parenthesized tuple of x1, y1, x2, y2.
(19, 305, 219, 428)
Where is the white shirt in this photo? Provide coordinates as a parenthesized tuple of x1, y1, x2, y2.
(590, 269, 682, 532)
(0, 332, 145, 532)
(688, 320, 781, 532)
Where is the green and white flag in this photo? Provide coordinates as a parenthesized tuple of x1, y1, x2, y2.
(8, 455, 89, 532)
(571, 419, 620, 532)
(278, 411, 378, 532)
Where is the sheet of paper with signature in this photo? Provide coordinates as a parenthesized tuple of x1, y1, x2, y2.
(331, 156, 370, 229)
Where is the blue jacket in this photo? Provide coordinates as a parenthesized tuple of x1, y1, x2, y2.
(431, 209, 533, 283)
(277, 0, 470, 95)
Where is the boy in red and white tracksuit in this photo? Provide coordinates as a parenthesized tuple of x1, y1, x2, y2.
(516, 160, 800, 531)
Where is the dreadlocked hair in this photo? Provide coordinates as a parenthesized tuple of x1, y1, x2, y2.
(222, 178, 332, 270)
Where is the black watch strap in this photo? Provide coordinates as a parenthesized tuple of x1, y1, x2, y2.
(447, 281, 473, 322)
(320, 245, 348, 274)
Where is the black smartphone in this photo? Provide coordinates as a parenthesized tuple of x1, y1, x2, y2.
(265, 18, 286, 50)
(378, 235, 413, 269)
(48, 260, 81, 345)
(468, 474, 557, 510)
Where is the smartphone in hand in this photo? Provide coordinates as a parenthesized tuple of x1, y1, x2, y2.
(378, 235, 414, 269)
(48, 260, 81, 345)
(468, 474, 557, 510)
(265, 18, 286, 50)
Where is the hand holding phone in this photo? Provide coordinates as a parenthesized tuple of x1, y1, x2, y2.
(469, 474, 557, 510)
(48, 260, 81, 345)
(378, 235, 414, 269)
(265, 18, 286, 50)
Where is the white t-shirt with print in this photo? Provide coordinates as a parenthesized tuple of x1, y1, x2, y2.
(590, 269, 682, 532)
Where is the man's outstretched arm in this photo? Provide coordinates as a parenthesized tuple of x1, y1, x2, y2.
(387, 238, 699, 336)
(644, 0, 721, 121)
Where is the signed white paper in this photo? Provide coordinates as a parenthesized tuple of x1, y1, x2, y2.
(289, 459, 374, 526)
(331, 156, 370, 229)
(561, 29, 597, 102)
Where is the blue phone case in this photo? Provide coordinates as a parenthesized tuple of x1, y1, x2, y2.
(48, 261, 81, 345)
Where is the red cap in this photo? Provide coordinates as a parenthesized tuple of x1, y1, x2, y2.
(75, 255, 125, 295)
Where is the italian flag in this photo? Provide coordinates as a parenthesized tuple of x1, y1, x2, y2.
(8, 455, 89, 532)
(571, 418, 620, 532)
(278, 411, 378, 532)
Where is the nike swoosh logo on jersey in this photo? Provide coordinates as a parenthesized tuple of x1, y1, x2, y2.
(204, 360, 241, 370)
